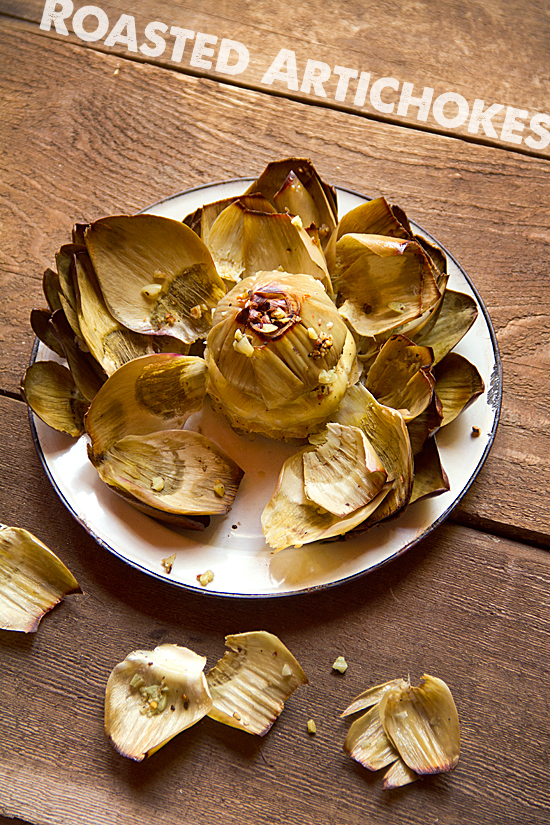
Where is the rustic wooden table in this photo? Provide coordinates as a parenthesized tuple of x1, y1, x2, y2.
(1, 2, 549, 823)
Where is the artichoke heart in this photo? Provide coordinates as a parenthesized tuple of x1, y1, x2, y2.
(206, 631, 308, 735)
(205, 271, 357, 440)
(0, 524, 81, 632)
(105, 644, 213, 761)
(84, 215, 226, 344)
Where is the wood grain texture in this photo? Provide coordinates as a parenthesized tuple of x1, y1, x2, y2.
(1, 20, 549, 539)
(3, 1, 550, 156)
(1, 393, 550, 825)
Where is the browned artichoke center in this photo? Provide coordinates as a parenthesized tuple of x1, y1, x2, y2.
(235, 283, 301, 340)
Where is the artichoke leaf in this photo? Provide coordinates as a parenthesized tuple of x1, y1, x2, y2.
(85, 353, 207, 457)
(206, 631, 308, 736)
(42, 267, 63, 313)
(85, 215, 226, 344)
(73, 250, 157, 377)
(245, 157, 338, 255)
(335, 234, 440, 339)
(242, 211, 332, 294)
(410, 437, 450, 504)
(383, 758, 419, 789)
(30, 308, 65, 358)
(365, 334, 435, 421)
(105, 644, 213, 761)
(337, 196, 410, 241)
(0, 524, 81, 632)
(91, 430, 244, 518)
(434, 353, 485, 427)
(261, 447, 391, 551)
(410, 289, 478, 364)
(344, 703, 400, 771)
(50, 309, 107, 403)
(333, 385, 413, 528)
(407, 395, 443, 456)
(379, 674, 460, 775)
(303, 423, 387, 517)
(341, 678, 410, 717)
(21, 361, 88, 437)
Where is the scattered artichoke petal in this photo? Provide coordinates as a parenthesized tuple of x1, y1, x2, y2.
(206, 631, 308, 736)
(379, 674, 461, 775)
(344, 703, 400, 771)
(104, 644, 213, 761)
(383, 757, 419, 789)
(0, 524, 81, 633)
(341, 677, 409, 717)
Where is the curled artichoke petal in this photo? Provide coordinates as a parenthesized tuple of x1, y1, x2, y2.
(21, 360, 88, 437)
(91, 429, 244, 519)
(0, 524, 81, 632)
(84, 215, 226, 344)
(206, 631, 308, 736)
(105, 644, 213, 761)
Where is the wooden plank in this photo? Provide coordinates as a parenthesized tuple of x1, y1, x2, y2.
(1, 392, 550, 824)
(4, 1, 550, 157)
(1, 21, 549, 540)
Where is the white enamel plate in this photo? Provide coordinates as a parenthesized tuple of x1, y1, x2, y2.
(31, 180, 502, 597)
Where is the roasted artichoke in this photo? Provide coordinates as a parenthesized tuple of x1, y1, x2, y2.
(23, 156, 485, 552)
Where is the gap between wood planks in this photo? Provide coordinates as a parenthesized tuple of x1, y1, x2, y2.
(4, 11, 550, 165)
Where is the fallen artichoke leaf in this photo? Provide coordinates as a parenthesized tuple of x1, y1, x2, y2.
(105, 644, 213, 761)
(343, 674, 460, 788)
(0, 524, 81, 632)
(206, 631, 308, 735)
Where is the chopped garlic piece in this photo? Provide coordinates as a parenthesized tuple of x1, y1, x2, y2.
(233, 333, 254, 357)
(197, 569, 214, 587)
(307, 719, 317, 734)
(307, 327, 318, 339)
(333, 656, 348, 673)
(260, 323, 278, 333)
(151, 476, 165, 492)
(190, 305, 203, 319)
(213, 480, 225, 497)
(282, 663, 292, 677)
(291, 214, 303, 229)
(318, 368, 337, 384)
(141, 283, 162, 299)
(161, 553, 176, 574)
